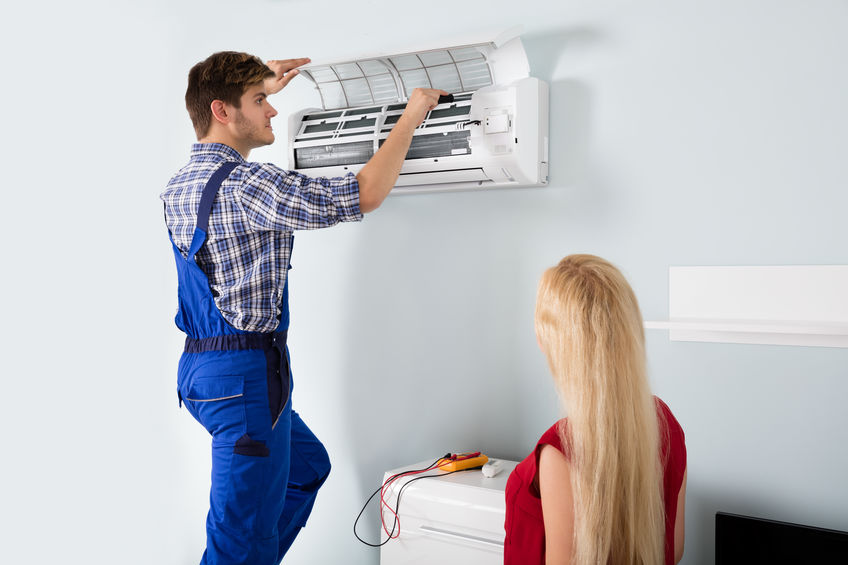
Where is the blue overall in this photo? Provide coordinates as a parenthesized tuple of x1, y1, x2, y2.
(169, 161, 331, 564)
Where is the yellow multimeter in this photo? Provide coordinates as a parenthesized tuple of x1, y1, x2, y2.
(437, 453, 489, 472)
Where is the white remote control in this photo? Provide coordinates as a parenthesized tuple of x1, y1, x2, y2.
(481, 459, 504, 478)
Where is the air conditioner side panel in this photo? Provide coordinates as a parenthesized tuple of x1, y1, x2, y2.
(517, 77, 549, 186)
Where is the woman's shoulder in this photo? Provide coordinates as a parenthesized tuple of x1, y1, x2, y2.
(538, 418, 567, 451)
(512, 419, 567, 480)
(653, 396, 687, 481)
(507, 418, 569, 502)
(654, 396, 685, 440)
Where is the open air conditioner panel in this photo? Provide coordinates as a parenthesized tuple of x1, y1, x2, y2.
(300, 47, 494, 110)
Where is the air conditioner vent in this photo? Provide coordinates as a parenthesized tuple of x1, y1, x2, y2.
(346, 106, 382, 116)
(429, 105, 471, 120)
(303, 110, 343, 121)
(379, 130, 470, 160)
(343, 118, 377, 130)
(303, 122, 339, 134)
(295, 140, 374, 169)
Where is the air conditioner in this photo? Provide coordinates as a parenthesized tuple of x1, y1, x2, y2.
(287, 29, 549, 195)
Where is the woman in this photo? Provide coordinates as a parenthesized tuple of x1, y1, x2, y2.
(504, 255, 687, 565)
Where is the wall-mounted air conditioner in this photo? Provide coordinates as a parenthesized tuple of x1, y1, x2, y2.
(287, 29, 549, 194)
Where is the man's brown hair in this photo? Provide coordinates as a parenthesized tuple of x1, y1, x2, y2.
(185, 51, 275, 139)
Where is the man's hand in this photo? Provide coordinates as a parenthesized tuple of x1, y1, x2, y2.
(265, 58, 311, 95)
(356, 87, 450, 213)
(397, 88, 449, 129)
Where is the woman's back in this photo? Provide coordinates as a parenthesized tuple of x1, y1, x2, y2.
(503, 396, 686, 565)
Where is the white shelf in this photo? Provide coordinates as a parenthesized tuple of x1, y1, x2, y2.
(646, 266, 848, 348)
(644, 319, 848, 347)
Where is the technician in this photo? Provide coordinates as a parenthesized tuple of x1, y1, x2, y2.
(161, 51, 445, 564)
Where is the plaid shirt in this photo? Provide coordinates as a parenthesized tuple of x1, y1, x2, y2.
(161, 143, 362, 333)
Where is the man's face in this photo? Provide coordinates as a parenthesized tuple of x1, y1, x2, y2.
(231, 83, 278, 150)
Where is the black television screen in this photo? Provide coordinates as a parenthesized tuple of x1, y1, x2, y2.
(715, 511, 848, 564)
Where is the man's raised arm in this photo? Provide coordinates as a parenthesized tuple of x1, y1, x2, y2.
(356, 88, 447, 213)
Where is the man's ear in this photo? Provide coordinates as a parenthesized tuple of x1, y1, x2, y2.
(210, 100, 229, 125)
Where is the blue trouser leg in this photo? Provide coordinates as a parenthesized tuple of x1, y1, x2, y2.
(275, 411, 332, 560)
(181, 349, 291, 565)
(200, 395, 293, 565)
(181, 348, 329, 564)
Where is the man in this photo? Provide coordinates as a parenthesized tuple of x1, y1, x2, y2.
(161, 51, 445, 564)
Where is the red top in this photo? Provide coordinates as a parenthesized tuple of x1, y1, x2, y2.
(504, 397, 686, 565)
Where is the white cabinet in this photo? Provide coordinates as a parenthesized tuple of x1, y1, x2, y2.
(380, 459, 518, 565)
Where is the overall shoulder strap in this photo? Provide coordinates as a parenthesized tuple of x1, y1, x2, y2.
(196, 161, 239, 232)
(187, 161, 239, 259)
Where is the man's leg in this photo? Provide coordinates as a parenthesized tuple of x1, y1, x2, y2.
(185, 351, 293, 565)
(275, 410, 331, 560)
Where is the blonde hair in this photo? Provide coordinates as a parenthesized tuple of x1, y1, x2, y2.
(535, 254, 665, 565)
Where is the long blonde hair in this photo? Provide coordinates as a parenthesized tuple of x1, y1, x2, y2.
(534, 254, 665, 565)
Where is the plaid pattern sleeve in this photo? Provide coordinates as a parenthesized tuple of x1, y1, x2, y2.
(237, 162, 363, 231)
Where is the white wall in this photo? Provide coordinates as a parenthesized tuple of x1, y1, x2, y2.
(3, 0, 847, 563)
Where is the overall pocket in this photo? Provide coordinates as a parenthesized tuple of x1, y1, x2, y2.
(182, 375, 247, 442)
(266, 343, 290, 429)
